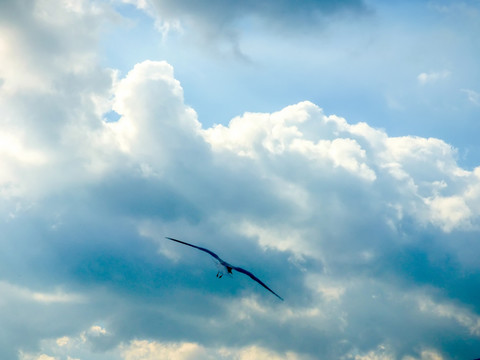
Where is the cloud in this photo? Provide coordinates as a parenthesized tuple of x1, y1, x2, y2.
(122, 341, 212, 360)
(122, 340, 314, 360)
(128, 0, 369, 57)
(22, 335, 313, 360)
(417, 70, 450, 85)
(0, 281, 86, 304)
(19, 325, 117, 360)
(353, 345, 444, 360)
(2, 1, 480, 360)
(4, 53, 480, 358)
(19, 354, 57, 360)
(144, 0, 368, 30)
(461, 88, 480, 105)
(5, 58, 480, 358)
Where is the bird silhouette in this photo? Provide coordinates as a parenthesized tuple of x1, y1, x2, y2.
(165, 237, 283, 301)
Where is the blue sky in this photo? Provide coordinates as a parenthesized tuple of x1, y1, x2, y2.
(1, 1, 480, 359)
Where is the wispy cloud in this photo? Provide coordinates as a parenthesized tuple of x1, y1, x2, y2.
(0, 281, 86, 304)
(417, 70, 450, 85)
(461, 88, 480, 105)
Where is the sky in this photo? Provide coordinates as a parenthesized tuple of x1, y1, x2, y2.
(1, 0, 480, 359)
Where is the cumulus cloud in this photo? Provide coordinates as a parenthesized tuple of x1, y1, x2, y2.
(2, 1, 480, 360)
(5, 60, 480, 357)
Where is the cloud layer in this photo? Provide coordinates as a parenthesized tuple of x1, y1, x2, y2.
(1, 1, 480, 360)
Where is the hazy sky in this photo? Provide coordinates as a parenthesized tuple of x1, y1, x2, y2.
(1, 1, 480, 359)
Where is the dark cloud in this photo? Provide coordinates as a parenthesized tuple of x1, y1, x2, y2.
(144, 0, 370, 57)
(150, 0, 368, 26)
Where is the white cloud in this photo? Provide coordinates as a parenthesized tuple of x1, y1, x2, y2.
(19, 354, 57, 360)
(0, 0, 110, 93)
(404, 350, 444, 360)
(0, 281, 85, 305)
(204, 102, 377, 181)
(425, 195, 472, 232)
(353, 346, 445, 360)
(417, 295, 480, 336)
(19, 324, 118, 360)
(22, 331, 313, 360)
(122, 340, 211, 360)
(203, 100, 480, 238)
(121, 0, 150, 10)
(306, 274, 346, 303)
(109, 59, 202, 158)
(122, 340, 313, 360)
(56, 337, 70, 347)
(417, 70, 450, 85)
(353, 345, 394, 360)
(461, 88, 480, 105)
(290, 137, 377, 181)
(88, 325, 108, 336)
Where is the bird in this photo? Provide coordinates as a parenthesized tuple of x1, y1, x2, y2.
(165, 237, 284, 301)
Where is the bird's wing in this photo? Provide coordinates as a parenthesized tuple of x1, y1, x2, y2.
(232, 266, 284, 301)
(165, 237, 222, 262)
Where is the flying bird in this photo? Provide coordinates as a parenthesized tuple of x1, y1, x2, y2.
(165, 237, 284, 301)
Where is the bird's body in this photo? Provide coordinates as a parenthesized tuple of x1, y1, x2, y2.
(165, 237, 283, 301)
